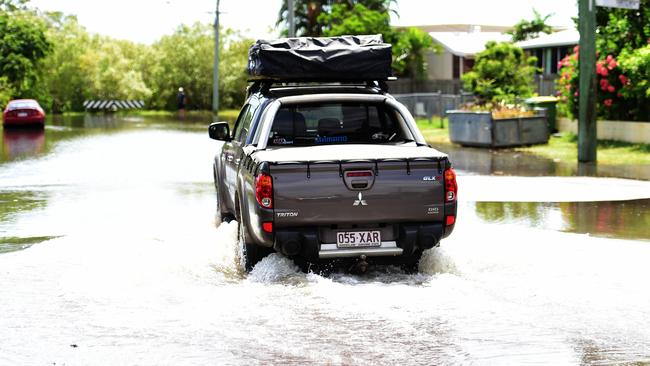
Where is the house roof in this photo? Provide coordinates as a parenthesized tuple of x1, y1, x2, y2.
(517, 29, 580, 49)
(410, 24, 513, 33)
(429, 31, 512, 57)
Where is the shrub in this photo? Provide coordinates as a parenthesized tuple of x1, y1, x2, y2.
(618, 45, 650, 120)
(557, 45, 649, 121)
(462, 41, 537, 104)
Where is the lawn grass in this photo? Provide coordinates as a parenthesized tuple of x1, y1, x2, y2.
(517, 132, 650, 165)
(416, 118, 450, 144)
(415, 117, 650, 165)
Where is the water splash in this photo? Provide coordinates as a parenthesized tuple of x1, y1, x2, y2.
(210, 221, 244, 280)
(419, 247, 459, 275)
(248, 253, 303, 284)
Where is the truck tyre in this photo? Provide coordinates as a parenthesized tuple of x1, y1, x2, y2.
(401, 249, 423, 274)
(214, 168, 234, 223)
(236, 208, 264, 272)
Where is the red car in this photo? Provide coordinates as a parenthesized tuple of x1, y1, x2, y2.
(3, 99, 46, 127)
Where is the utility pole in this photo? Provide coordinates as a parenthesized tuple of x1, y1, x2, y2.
(288, 0, 295, 37)
(212, 0, 220, 114)
(578, 0, 597, 162)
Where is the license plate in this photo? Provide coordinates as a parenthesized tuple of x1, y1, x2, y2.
(336, 231, 381, 248)
(17, 112, 27, 117)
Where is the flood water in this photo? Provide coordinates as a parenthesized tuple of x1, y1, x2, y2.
(1, 114, 649, 365)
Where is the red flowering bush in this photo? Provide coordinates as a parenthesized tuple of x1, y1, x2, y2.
(557, 46, 630, 120)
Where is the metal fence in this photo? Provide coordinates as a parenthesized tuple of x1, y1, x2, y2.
(388, 78, 463, 95)
(393, 92, 476, 120)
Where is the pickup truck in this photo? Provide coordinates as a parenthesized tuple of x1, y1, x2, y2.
(208, 81, 458, 272)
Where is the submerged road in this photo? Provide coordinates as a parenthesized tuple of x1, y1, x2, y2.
(1, 115, 649, 365)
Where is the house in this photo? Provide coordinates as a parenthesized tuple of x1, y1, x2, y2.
(389, 24, 512, 94)
(517, 29, 579, 76)
(425, 25, 512, 81)
(516, 29, 579, 95)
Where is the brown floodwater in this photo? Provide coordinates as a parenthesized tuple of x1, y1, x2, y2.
(1, 114, 649, 365)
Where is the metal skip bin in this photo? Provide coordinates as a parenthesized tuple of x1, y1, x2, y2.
(447, 110, 549, 147)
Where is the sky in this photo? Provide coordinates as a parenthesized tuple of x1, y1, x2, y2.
(29, 0, 578, 44)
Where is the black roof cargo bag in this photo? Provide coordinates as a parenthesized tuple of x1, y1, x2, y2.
(247, 35, 392, 81)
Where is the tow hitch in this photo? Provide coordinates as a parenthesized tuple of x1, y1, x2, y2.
(349, 255, 369, 274)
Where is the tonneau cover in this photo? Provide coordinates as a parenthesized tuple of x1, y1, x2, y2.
(247, 35, 392, 81)
(254, 144, 447, 164)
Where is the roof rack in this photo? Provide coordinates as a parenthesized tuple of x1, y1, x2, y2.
(247, 35, 393, 88)
(246, 79, 395, 98)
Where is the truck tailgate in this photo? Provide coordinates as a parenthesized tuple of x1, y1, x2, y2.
(268, 158, 447, 227)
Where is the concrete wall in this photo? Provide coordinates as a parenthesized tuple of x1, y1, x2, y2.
(558, 118, 650, 144)
(426, 50, 453, 80)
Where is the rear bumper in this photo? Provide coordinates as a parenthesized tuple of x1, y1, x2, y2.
(270, 223, 444, 261)
(3, 117, 45, 126)
(319, 241, 403, 259)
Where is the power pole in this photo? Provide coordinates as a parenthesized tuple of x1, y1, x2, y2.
(288, 0, 295, 37)
(212, 0, 221, 114)
(578, 0, 597, 162)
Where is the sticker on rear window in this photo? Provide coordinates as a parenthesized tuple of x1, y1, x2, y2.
(316, 136, 348, 144)
(272, 138, 294, 145)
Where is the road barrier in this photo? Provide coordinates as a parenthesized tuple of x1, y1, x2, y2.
(83, 100, 145, 111)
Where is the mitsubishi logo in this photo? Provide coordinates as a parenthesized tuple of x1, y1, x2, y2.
(353, 192, 368, 206)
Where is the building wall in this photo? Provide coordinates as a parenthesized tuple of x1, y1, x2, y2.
(558, 118, 650, 144)
(426, 50, 453, 80)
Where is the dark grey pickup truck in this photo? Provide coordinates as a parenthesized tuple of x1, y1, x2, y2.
(209, 83, 457, 272)
(208, 36, 457, 272)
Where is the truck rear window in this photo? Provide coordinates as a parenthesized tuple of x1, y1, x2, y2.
(268, 103, 409, 146)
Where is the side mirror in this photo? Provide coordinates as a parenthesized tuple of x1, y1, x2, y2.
(208, 122, 231, 141)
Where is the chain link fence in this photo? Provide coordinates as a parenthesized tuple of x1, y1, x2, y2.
(393, 92, 476, 121)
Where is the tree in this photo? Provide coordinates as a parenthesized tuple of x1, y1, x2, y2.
(316, 2, 437, 80)
(37, 13, 151, 112)
(557, 0, 650, 121)
(0, 0, 28, 12)
(276, 0, 395, 37)
(508, 10, 553, 42)
(146, 23, 215, 110)
(145, 24, 251, 111)
(0, 7, 51, 99)
(319, 3, 392, 37)
(596, 0, 650, 57)
(392, 27, 435, 80)
(218, 30, 254, 109)
(461, 41, 537, 104)
(618, 45, 650, 120)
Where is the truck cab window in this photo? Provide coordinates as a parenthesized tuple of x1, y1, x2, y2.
(268, 102, 407, 147)
(233, 105, 254, 144)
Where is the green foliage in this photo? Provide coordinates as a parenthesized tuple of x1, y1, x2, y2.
(319, 3, 391, 37)
(218, 31, 254, 109)
(277, 0, 395, 37)
(392, 27, 436, 80)
(145, 24, 252, 111)
(508, 10, 553, 42)
(0, 0, 28, 12)
(147, 23, 214, 110)
(556, 1, 650, 121)
(315, 2, 437, 79)
(0, 76, 15, 108)
(596, 0, 650, 57)
(461, 41, 537, 104)
(618, 45, 650, 119)
(0, 8, 51, 98)
(1, 2, 252, 112)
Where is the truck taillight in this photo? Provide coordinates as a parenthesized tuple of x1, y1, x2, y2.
(444, 168, 457, 202)
(255, 173, 273, 208)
